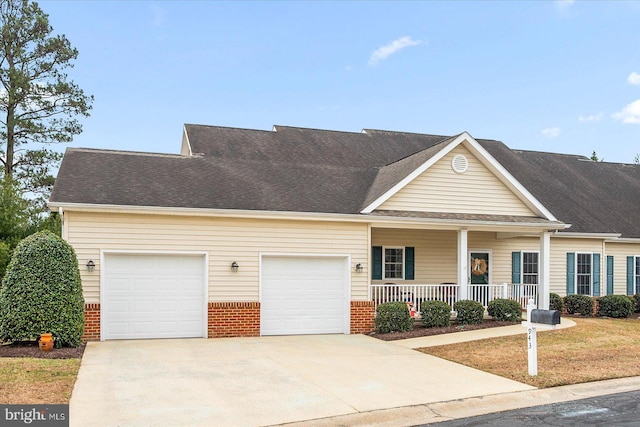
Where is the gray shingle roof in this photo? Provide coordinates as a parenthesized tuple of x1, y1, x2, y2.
(479, 140, 640, 238)
(50, 124, 640, 238)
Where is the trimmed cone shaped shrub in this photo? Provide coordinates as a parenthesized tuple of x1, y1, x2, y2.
(0, 231, 84, 347)
(375, 302, 413, 333)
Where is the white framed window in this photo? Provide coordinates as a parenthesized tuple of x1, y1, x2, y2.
(576, 253, 592, 295)
(635, 256, 640, 294)
(522, 251, 539, 284)
(383, 247, 404, 280)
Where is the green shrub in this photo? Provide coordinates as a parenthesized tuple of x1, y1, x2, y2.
(596, 295, 633, 318)
(487, 299, 523, 322)
(549, 293, 564, 312)
(375, 302, 413, 333)
(453, 300, 484, 325)
(420, 300, 451, 328)
(0, 231, 84, 347)
(632, 294, 640, 313)
(0, 241, 10, 282)
(563, 294, 594, 316)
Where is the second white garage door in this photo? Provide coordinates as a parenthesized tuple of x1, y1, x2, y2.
(261, 256, 349, 335)
(103, 253, 206, 340)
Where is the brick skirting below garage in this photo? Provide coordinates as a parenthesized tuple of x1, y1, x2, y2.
(83, 303, 101, 341)
(208, 301, 375, 337)
(350, 301, 375, 334)
(84, 301, 374, 340)
(208, 302, 261, 338)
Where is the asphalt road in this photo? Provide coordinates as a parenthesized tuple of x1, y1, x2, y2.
(422, 390, 640, 426)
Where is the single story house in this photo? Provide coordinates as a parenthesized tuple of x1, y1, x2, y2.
(49, 124, 640, 341)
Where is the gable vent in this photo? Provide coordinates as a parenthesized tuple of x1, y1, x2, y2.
(451, 154, 469, 174)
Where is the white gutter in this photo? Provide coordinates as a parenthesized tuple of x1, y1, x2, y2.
(58, 206, 65, 240)
(606, 237, 640, 243)
(555, 232, 622, 240)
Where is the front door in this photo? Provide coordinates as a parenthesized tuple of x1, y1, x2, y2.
(469, 251, 490, 285)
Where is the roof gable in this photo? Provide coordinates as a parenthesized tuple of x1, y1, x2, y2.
(376, 144, 536, 216)
(361, 132, 557, 221)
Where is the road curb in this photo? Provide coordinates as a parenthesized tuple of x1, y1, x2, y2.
(277, 376, 640, 426)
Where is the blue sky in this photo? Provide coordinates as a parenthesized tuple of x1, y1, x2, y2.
(43, 0, 640, 163)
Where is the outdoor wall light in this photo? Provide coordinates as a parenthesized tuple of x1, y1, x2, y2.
(355, 263, 364, 273)
(231, 261, 239, 273)
(86, 260, 95, 272)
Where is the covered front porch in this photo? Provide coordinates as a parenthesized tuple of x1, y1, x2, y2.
(367, 221, 560, 313)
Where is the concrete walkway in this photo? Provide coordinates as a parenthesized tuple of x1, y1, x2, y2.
(393, 317, 577, 349)
(70, 334, 533, 427)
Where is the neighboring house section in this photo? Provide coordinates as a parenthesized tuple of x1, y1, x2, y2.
(603, 242, 640, 296)
(49, 124, 640, 340)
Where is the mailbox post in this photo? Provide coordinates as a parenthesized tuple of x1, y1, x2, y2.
(524, 298, 561, 376)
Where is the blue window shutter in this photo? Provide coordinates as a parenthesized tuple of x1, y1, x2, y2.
(511, 252, 521, 284)
(592, 253, 601, 297)
(566, 252, 575, 295)
(628, 256, 635, 295)
(372, 246, 382, 280)
(405, 247, 415, 280)
(606, 256, 614, 295)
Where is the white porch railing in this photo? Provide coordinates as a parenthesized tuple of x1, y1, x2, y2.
(370, 283, 538, 312)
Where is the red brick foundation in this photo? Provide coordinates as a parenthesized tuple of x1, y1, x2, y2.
(83, 300, 374, 340)
(208, 302, 261, 338)
(83, 303, 101, 341)
(350, 300, 375, 334)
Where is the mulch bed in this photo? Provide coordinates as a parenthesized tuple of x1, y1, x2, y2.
(368, 319, 519, 341)
(0, 341, 86, 359)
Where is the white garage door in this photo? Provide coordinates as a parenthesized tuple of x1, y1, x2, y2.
(103, 254, 206, 340)
(261, 256, 349, 335)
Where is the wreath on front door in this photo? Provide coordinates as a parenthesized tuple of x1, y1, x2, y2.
(471, 258, 488, 276)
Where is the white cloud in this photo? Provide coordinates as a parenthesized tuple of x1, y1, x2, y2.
(368, 36, 422, 66)
(612, 99, 640, 124)
(578, 113, 603, 122)
(541, 127, 561, 138)
(555, 0, 575, 10)
(628, 72, 640, 86)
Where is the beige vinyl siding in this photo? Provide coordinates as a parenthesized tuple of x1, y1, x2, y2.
(65, 211, 369, 303)
(605, 242, 640, 295)
(371, 229, 458, 284)
(378, 145, 535, 216)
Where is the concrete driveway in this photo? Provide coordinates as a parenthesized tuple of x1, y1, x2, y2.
(70, 334, 533, 426)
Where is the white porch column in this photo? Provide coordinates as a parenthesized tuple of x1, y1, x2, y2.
(458, 229, 468, 300)
(539, 231, 552, 310)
